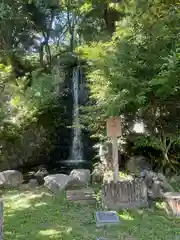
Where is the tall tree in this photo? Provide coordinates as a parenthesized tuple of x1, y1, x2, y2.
(79, 0, 180, 171)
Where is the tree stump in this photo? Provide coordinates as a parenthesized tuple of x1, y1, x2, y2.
(164, 192, 180, 217)
(102, 179, 148, 210)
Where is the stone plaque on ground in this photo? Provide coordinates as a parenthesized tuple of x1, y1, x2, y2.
(96, 211, 120, 227)
(66, 188, 96, 204)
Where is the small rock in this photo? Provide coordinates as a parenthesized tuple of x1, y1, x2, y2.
(28, 179, 39, 189)
(0, 170, 23, 188)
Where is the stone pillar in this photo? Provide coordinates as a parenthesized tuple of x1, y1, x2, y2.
(0, 200, 3, 240)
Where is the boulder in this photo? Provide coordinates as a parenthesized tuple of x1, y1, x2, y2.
(44, 174, 75, 194)
(150, 180, 163, 199)
(157, 173, 174, 192)
(70, 169, 90, 185)
(126, 156, 151, 176)
(0, 170, 23, 187)
(28, 179, 39, 189)
(144, 171, 157, 188)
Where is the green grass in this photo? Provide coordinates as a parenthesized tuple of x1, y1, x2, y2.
(3, 186, 180, 240)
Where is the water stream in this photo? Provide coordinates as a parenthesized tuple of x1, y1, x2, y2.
(70, 66, 83, 161)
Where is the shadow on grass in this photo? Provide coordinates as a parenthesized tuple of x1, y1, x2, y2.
(4, 187, 98, 240)
(3, 187, 180, 240)
(118, 204, 180, 240)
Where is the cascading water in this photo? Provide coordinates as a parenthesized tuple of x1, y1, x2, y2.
(49, 62, 94, 174)
(70, 66, 83, 161)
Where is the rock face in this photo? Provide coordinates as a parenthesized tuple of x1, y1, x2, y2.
(126, 156, 152, 175)
(70, 169, 90, 185)
(0, 170, 23, 187)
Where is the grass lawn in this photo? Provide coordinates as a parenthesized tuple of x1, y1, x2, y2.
(3, 186, 180, 240)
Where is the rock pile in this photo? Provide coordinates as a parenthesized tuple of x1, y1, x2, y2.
(140, 170, 174, 200)
(126, 155, 174, 201)
(44, 169, 91, 194)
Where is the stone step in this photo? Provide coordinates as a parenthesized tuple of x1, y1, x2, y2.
(66, 188, 96, 204)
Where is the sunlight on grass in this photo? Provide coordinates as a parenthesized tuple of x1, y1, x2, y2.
(34, 202, 47, 207)
(4, 191, 49, 212)
(119, 211, 134, 220)
(3, 187, 180, 240)
(39, 229, 62, 236)
(155, 201, 166, 210)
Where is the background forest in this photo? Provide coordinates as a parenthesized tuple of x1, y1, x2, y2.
(0, 0, 179, 174)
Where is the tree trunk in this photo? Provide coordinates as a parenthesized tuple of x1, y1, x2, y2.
(163, 152, 169, 163)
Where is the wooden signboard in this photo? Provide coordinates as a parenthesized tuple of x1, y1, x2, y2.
(106, 117, 122, 183)
(106, 117, 122, 138)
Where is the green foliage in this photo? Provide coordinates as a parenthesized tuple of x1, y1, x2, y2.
(0, 59, 62, 168)
(0, 0, 179, 173)
(79, 0, 180, 171)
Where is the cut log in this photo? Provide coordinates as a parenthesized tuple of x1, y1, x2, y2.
(164, 192, 180, 217)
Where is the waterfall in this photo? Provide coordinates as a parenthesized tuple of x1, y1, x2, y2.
(70, 66, 83, 161)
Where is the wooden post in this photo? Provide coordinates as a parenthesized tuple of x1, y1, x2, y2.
(0, 200, 3, 240)
(112, 137, 119, 183)
(107, 117, 122, 183)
